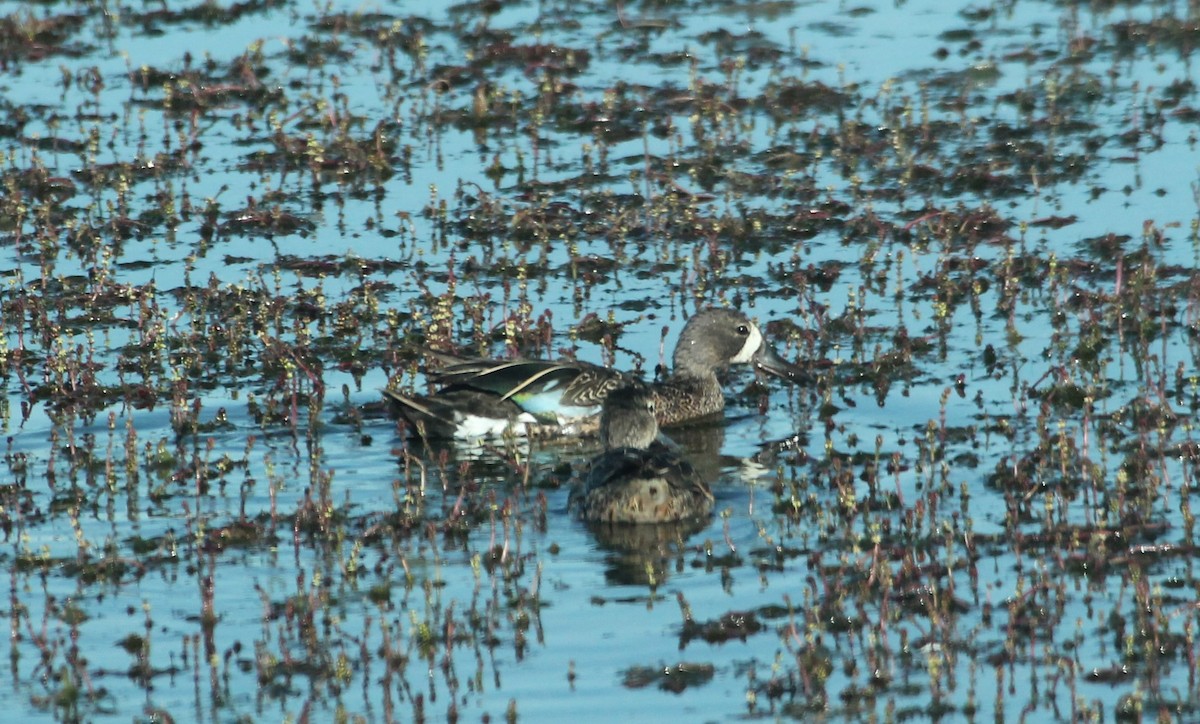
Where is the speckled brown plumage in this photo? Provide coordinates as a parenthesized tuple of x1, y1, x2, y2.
(571, 385, 715, 524)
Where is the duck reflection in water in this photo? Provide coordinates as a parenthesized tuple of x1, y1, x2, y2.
(585, 517, 712, 588)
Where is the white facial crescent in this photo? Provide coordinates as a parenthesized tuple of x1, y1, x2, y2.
(731, 323, 763, 364)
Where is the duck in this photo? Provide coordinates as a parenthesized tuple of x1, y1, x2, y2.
(384, 307, 807, 439)
(570, 384, 714, 524)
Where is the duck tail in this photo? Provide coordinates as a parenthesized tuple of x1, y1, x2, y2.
(382, 388, 449, 438)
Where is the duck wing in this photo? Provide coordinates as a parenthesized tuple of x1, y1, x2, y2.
(434, 359, 631, 419)
(383, 387, 532, 439)
(577, 445, 714, 524)
(586, 445, 713, 503)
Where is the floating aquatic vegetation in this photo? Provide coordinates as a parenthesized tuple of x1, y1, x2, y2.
(621, 660, 715, 692)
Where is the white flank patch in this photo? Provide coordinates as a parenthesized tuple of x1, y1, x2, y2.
(731, 323, 763, 363)
(454, 412, 539, 439)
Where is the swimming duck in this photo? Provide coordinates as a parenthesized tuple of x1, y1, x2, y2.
(384, 307, 807, 439)
(570, 384, 714, 524)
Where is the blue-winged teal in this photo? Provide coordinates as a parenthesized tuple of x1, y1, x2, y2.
(570, 384, 714, 524)
(384, 307, 807, 439)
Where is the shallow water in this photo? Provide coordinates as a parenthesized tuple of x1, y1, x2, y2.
(2, 0, 1200, 721)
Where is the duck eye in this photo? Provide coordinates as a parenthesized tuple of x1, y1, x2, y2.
(737, 324, 749, 335)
